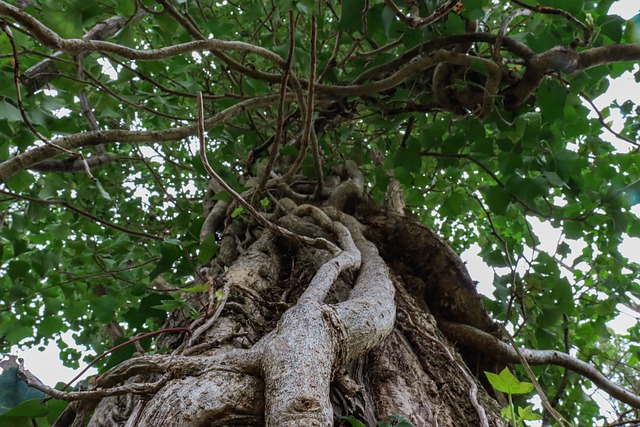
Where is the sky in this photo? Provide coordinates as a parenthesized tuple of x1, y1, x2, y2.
(4, 0, 640, 422)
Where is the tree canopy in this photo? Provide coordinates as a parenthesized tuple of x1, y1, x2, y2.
(1, 0, 640, 425)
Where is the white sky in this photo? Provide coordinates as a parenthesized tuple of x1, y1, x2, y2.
(4, 2, 640, 423)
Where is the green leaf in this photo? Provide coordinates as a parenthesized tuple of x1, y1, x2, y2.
(393, 145, 421, 175)
(0, 102, 22, 121)
(7, 260, 31, 282)
(38, 315, 65, 337)
(342, 415, 366, 427)
(231, 207, 245, 218)
(181, 284, 208, 293)
(0, 367, 46, 416)
(92, 295, 119, 323)
(6, 171, 36, 192)
(114, 0, 136, 16)
(381, 6, 396, 38)
(598, 14, 625, 43)
(152, 299, 194, 312)
(483, 186, 510, 215)
(339, 0, 366, 34)
(1, 398, 48, 418)
(518, 405, 543, 421)
(537, 79, 567, 122)
(149, 243, 183, 281)
(485, 368, 534, 395)
(460, 0, 484, 20)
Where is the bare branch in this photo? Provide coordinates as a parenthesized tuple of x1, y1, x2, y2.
(0, 1, 285, 65)
(0, 94, 289, 182)
(1, 22, 95, 180)
(22, 370, 168, 402)
(494, 9, 533, 64)
(29, 154, 120, 173)
(579, 44, 640, 70)
(20, 6, 147, 95)
(441, 321, 640, 409)
(317, 31, 342, 83)
(500, 324, 570, 426)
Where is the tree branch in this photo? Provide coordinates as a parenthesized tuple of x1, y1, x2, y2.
(0, 1, 285, 65)
(29, 154, 120, 173)
(509, 0, 592, 45)
(440, 321, 640, 409)
(251, 10, 295, 206)
(0, 189, 163, 240)
(578, 44, 640, 71)
(384, 0, 461, 29)
(20, 6, 147, 95)
(0, 94, 289, 182)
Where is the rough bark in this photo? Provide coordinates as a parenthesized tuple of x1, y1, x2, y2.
(48, 168, 506, 427)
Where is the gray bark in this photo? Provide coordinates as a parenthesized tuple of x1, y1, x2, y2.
(52, 170, 506, 427)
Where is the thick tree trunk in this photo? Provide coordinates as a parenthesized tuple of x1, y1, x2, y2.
(57, 164, 505, 427)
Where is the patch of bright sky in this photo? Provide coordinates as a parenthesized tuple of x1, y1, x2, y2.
(465, 0, 640, 337)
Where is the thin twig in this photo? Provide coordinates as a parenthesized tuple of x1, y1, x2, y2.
(542, 317, 571, 425)
(0, 188, 162, 240)
(500, 324, 570, 426)
(50, 328, 191, 399)
(317, 31, 342, 83)
(420, 150, 553, 218)
(355, 37, 403, 58)
(580, 91, 639, 147)
(509, 0, 592, 45)
(185, 280, 231, 347)
(251, 10, 295, 206)
(104, 54, 242, 101)
(308, 16, 323, 199)
(494, 9, 532, 64)
(384, 0, 461, 29)
(82, 69, 196, 123)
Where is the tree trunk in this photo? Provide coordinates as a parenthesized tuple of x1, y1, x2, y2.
(59, 163, 505, 427)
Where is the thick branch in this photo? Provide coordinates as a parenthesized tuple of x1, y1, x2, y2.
(578, 44, 640, 70)
(0, 94, 290, 182)
(329, 211, 396, 365)
(20, 7, 147, 95)
(0, 1, 284, 65)
(505, 44, 640, 109)
(296, 205, 361, 303)
(318, 50, 499, 99)
(29, 154, 119, 173)
(440, 321, 640, 409)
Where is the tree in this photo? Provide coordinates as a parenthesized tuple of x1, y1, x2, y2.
(1, 0, 640, 425)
